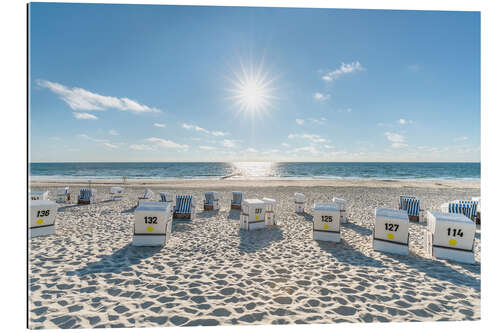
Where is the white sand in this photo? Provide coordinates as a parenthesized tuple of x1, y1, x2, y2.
(28, 179, 480, 329)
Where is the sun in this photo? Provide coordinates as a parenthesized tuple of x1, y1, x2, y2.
(227, 60, 277, 118)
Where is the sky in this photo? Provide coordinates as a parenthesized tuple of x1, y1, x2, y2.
(29, 3, 480, 162)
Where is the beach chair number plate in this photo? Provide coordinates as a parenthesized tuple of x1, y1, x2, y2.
(144, 216, 158, 224)
(255, 208, 262, 214)
(384, 223, 399, 231)
(36, 210, 50, 217)
(321, 216, 333, 223)
(447, 228, 463, 237)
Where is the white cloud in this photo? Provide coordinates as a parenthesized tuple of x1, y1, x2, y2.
(153, 123, 166, 128)
(296, 119, 304, 125)
(129, 144, 155, 151)
(182, 123, 228, 137)
(313, 92, 330, 101)
(288, 133, 327, 143)
(324, 144, 336, 149)
(246, 148, 258, 153)
(384, 132, 408, 148)
(37, 79, 160, 113)
(77, 134, 107, 143)
(222, 139, 237, 148)
(147, 137, 188, 150)
(281, 143, 290, 147)
(103, 142, 118, 149)
(398, 119, 413, 125)
(200, 146, 216, 150)
(73, 112, 98, 120)
(322, 61, 365, 81)
(109, 129, 119, 136)
(454, 136, 469, 142)
(289, 146, 320, 154)
(308, 117, 327, 125)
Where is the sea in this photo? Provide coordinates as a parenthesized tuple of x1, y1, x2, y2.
(29, 162, 480, 181)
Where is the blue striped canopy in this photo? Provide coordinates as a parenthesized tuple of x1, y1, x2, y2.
(399, 196, 420, 216)
(175, 195, 193, 213)
(79, 188, 94, 200)
(449, 201, 478, 220)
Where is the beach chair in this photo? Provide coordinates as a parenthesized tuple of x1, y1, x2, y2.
(424, 211, 476, 264)
(472, 196, 481, 223)
(313, 202, 341, 242)
(77, 188, 96, 204)
(133, 202, 173, 246)
(55, 187, 70, 203)
(295, 193, 305, 213)
(399, 196, 420, 222)
(110, 186, 124, 201)
(29, 190, 49, 201)
(173, 195, 195, 220)
(240, 199, 266, 231)
(29, 200, 58, 238)
(204, 191, 220, 211)
(231, 191, 244, 210)
(138, 188, 154, 205)
(263, 197, 277, 226)
(441, 201, 478, 222)
(159, 191, 174, 203)
(332, 197, 348, 223)
(373, 208, 409, 255)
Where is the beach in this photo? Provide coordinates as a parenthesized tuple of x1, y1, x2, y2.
(28, 178, 481, 329)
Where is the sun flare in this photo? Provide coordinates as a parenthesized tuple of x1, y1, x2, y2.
(227, 61, 277, 118)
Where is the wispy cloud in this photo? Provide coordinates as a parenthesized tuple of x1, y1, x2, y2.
(129, 144, 155, 151)
(199, 146, 216, 150)
(288, 133, 328, 143)
(454, 136, 469, 142)
(296, 119, 304, 125)
(37, 79, 160, 113)
(73, 112, 98, 120)
(313, 92, 330, 101)
(147, 137, 188, 150)
(182, 123, 228, 137)
(103, 142, 118, 149)
(322, 61, 365, 81)
(108, 129, 119, 136)
(153, 123, 166, 128)
(337, 108, 352, 113)
(222, 139, 237, 148)
(245, 148, 258, 153)
(398, 119, 413, 125)
(308, 117, 327, 125)
(384, 132, 408, 148)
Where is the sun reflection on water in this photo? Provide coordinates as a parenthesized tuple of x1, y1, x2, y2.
(231, 162, 277, 179)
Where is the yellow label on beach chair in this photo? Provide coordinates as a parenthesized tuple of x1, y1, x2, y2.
(449, 239, 457, 246)
(147, 226, 154, 232)
(387, 233, 394, 240)
(36, 219, 44, 225)
(323, 224, 329, 230)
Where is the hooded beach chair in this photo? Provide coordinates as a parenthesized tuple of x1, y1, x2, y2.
(399, 196, 420, 222)
(445, 201, 478, 222)
(294, 193, 305, 213)
(29, 190, 49, 201)
(110, 186, 124, 201)
(78, 188, 96, 204)
(204, 192, 220, 211)
(231, 191, 244, 210)
(174, 195, 195, 219)
(138, 188, 154, 205)
(55, 187, 70, 203)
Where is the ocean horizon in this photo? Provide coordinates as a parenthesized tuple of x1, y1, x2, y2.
(29, 162, 481, 181)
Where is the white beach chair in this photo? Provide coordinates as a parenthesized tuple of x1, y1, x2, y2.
(399, 195, 421, 222)
(263, 197, 277, 226)
(29, 190, 49, 201)
(332, 197, 348, 223)
(110, 186, 124, 201)
(29, 200, 58, 238)
(55, 187, 70, 203)
(173, 195, 195, 220)
(373, 208, 410, 256)
(78, 188, 96, 204)
(231, 191, 244, 210)
(204, 192, 220, 211)
(424, 211, 476, 264)
(295, 193, 305, 213)
(133, 202, 173, 246)
(312, 202, 341, 242)
(138, 188, 154, 205)
(240, 199, 266, 231)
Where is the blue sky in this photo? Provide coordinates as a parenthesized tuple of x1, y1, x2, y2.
(29, 3, 480, 162)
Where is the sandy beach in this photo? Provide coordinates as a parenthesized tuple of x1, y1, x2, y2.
(28, 178, 481, 329)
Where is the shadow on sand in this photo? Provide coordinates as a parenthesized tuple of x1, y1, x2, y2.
(384, 252, 480, 292)
(238, 226, 283, 253)
(343, 222, 373, 236)
(69, 243, 162, 277)
(196, 210, 219, 219)
(296, 212, 313, 222)
(227, 209, 241, 220)
(57, 204, 80, 212)
(318, 240, 385, 268)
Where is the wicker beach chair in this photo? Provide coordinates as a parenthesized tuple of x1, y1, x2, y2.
(204, 192, 220, 211)
(399, 196, 420, 222)
(231, 191, 244, 210)
(174, 195, 195, 219)
(78, 188, 95, 204)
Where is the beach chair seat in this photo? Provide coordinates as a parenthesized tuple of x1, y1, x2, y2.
(55, 187, 70, 203)
(110, 186, 124, 201)
(174, 195, 195, 220)
(29, 200, 58, 238)
(231, 191, 244, 210)
(29, 190, 49, 201)
(240, 199, 266, 230)
(425, 211, 476, 264)
(399, 196, 420, 222)
(204, 191, 220, 211)
(295, 192, 305, 213)
(78, 188, 96, 204)
(263, 197, 277, 226)
(373, 208, 410, 255)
